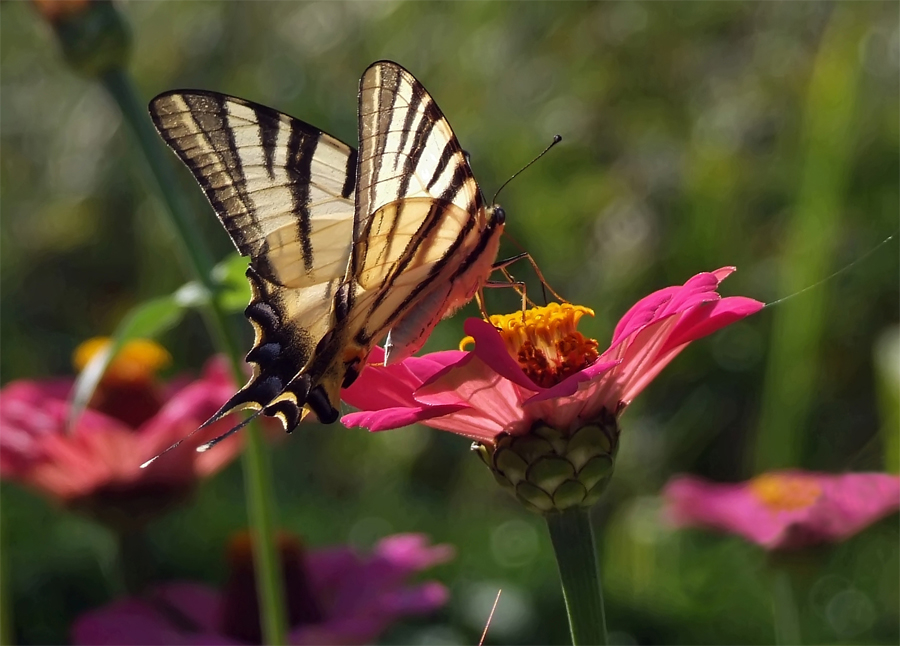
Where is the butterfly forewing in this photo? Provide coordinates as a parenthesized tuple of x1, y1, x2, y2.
(355, 63, 484, 242)
(149, 91, 357, 289)
(323, 61, 502, 370)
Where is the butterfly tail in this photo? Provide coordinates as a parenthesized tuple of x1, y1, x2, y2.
(198, 362, 340, 438)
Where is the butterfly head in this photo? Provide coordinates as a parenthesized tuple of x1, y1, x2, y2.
(488, 205, 506, 227)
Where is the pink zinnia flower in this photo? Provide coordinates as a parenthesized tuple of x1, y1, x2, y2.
(0, 338, 245, 529)
(342, 268, 763, 513)
(72, 532, 454, 645)
(663, 471, 900, 550)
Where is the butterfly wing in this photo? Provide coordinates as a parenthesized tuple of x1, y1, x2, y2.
(344, 61, 503, 364)
(149, 64, 505, 433)
(149, 92, 357, 423)
(257, 61, 506, 429)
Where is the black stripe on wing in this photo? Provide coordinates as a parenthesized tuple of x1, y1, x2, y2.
(355, 61, 486, 245)
(149, 90, 356, 285)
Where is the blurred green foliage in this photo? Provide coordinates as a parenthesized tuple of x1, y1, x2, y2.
(2, 1, 898, 644)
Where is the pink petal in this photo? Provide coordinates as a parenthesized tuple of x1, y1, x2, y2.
(711, 267, 737, 281)
(463, 319, 542, 391)
(378, 581, 449, 614)
(415, 354, 532, 438)
(523, 359, 621, 405)
(154, 583, 222, 632)
(373, 534, 456, 571)
(660, 296, 764, 355)
(401, 350, 467, 383)
(304, 534, 454, 643)
(71, 596, 237, 646)
(810, 473, 900, 543)
(422, 409, 512, 443)
(341, 404, 468, 432)
(305, 546, 361, 594)
(663, 475, 794, 547)
(663, 472, 900, 550)
(611, 269, 732, 348)
(591, 272, 764, 411)
(341, 347, 464, 413)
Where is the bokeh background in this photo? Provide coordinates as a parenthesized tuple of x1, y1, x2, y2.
(2, 1, 898, 644)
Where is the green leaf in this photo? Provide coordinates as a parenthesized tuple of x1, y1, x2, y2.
(212, 253, 250, 312)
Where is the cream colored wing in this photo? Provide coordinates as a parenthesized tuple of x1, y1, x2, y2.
(150, 91, 356, 289)
(149, 91, 358, 426)
(355, 61, 485, 244)
(334, 61, 501, 369)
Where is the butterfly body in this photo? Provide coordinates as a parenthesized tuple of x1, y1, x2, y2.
(150, 61, 504, 431)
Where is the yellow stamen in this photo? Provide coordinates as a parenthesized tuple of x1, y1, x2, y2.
(73, 337, 171, 385)
(461, 303, 600, 388)
(750, 473, 822, 512)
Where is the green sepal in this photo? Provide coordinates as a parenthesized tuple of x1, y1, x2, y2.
(475, 410, 621, 514)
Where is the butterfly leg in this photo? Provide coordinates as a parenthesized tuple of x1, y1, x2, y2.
(491, 252, 567, 304)
(475, 289, 491, 320)
(482, 278, 529, 318)
(498, 266, 537, 311)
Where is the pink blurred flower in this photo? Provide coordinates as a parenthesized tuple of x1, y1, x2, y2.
(0, 338, 245, 529)
(72, 532, 455, 645)
(342, 267, 763, 442)
(663, 471, 900, 550)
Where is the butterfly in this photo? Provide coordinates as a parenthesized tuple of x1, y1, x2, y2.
(149, 60, 508, 438)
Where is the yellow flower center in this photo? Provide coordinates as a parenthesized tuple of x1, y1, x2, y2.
(462, 303, 600, 388)
(73, 337, 171, 385)
(750, 473, 822, 512)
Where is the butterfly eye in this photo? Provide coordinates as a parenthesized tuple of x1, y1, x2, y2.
(493, 207, 506, 225)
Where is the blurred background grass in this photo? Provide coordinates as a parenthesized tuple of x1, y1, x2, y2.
(1, 1, 898, 644)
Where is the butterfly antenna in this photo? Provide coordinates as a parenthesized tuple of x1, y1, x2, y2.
(491, 134, 562, 205)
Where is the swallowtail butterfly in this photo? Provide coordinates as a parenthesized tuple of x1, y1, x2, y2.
(149, 61, 506, 435)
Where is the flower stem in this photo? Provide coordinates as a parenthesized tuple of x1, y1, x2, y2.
(101, 69, 288, 646)
(753, 4, 867, 471)
(771, 568, 802, 645)
(546, 508, 608, 645)
(0, 521, 12, 646)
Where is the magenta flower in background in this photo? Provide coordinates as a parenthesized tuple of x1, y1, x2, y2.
(0, 338, 246, 529)
(343, 267, 763, 441)
(72, 532, 454, 645)
(663, 471, 900, 550)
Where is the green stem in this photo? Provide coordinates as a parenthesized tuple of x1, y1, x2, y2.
(546, 508, 608, 645)
(771, 568, 802, 645)
(0, 517, 11, 646)
(752, 4, 866, 471)
(101, 69, 288, 645)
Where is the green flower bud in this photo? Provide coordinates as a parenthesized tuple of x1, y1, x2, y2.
(473, 409, 620, 514)
(33, 0, 130, 77)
